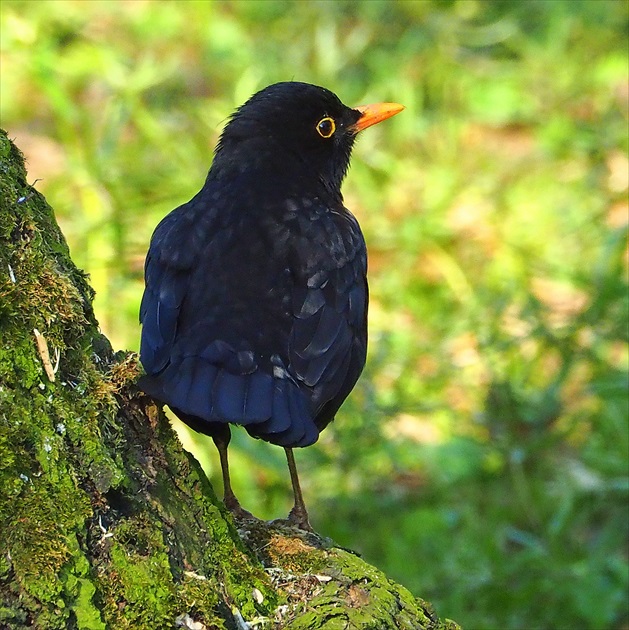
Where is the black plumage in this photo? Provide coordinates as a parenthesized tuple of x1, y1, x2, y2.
(139, 82, 403, 529)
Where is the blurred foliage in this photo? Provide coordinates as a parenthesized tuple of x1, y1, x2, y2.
(1, 1, 628, 628)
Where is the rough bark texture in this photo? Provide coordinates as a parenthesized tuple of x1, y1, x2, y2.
(0, 129, 460, 630)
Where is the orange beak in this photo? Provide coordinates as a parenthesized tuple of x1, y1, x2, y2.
(351, 102, 405, 133)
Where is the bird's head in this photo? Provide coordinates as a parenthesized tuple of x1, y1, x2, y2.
(212, 82, 403, 196)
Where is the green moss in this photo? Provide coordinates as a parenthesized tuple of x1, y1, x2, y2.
(99, 515, 177, 627)
(144, 420, 279, 620)
(0, 129, 129, 628)
(178, 573, 224, 629)
(237, 522, 460, 630)
(73, 579, 106, 630)
(61, 536, 106, 630)
(0, 391, 96, 627)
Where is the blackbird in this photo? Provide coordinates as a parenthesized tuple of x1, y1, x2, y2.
(139, 81, 403, 530)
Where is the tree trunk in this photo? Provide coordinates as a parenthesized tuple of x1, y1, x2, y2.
(0, 129, 460, 630)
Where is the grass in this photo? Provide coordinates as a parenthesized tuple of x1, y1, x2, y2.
(1, 1, 627, 628)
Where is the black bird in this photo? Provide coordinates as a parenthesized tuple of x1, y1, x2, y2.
(139, 82, 403, 530)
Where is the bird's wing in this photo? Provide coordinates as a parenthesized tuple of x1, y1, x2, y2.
(139, 198, 210, 375)
(286, 207, 368, 424)
(241, 201, 368, 450)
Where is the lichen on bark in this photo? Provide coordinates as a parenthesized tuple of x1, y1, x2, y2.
(0, 129, 459, 629)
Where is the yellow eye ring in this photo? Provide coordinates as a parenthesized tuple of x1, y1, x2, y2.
(316, 117, 336, 138)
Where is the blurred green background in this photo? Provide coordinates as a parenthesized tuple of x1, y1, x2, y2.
(1, 1, 628, 628)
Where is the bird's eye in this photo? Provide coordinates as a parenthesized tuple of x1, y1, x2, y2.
(316, 117, 336, 138)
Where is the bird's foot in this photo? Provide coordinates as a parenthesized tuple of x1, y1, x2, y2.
(287, 505, 314, 532)
(223, 494, 256, 522)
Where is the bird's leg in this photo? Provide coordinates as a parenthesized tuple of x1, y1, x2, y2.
(212, 426, 252, 519)
(285, 447, 313, 531)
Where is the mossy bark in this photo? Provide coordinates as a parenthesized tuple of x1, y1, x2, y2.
(0, 129, 460, 630)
